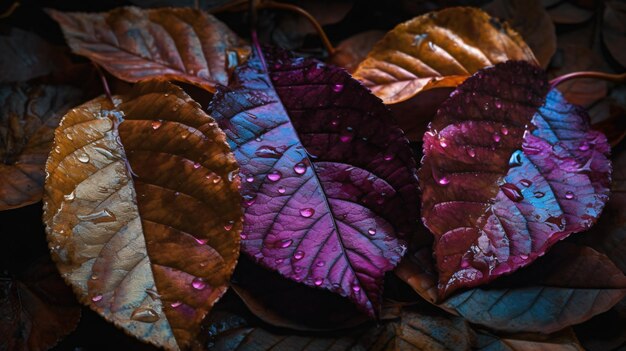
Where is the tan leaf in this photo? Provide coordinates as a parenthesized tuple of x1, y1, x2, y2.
(43, 79, 242, 350)
(0, 84, 84, 211)
(47, 7, 249, 93)
(353, 7, 538, 104)
(0, 256, 81, 351)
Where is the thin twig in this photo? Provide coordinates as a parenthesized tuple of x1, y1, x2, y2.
(93, 63, 114, 105)
(257, 1, 335, 55)
(550, 71, 626, 88)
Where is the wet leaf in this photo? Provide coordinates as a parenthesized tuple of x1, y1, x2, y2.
(0, 83, 84, 211)
(48, 7, 248, 93)
(0, 256, 81, 351)
(420, 61, 611, 297)
(443, 243, 626, 333)
(208, 48, 420, 317)
(353, 7, 538, 104)
(43, 79, 242, 350)
(0, 28, 71, 84)
(484, 0, 557, 68)
(603, 1, 626, 68)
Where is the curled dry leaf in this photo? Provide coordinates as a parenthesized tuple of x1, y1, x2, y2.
(0, 256, 81, 351)
(420, 61, 611, 297)
(443, 243, 626, 333)
(209, 48, 420, 317)
(0, 83, 84, 211)
(483, 0, 557, 68)
(0, 28, 71, 84)
(43, 80, 242, 350)
(353, 7, 538, 104)
(48, 7, 248, 93)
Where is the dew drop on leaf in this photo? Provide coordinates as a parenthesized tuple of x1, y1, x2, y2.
(534, 191, 545, 198)
(294, 251, 305, 260)
(191, 277, 206, 290)
(170, 301, 182, 308)
(299, 208, 315, 217)
(151, 120, 162, 130)
(77, 154, 90, 163)
(293, 162, 307, 174)
(508, 150, 523, 167)
(314, 278, 323, 286)
(91, 294, 103, 302)
(130, 307, 160, 323)
(267, 170, 282, 182)
(500, 183, 524, 202)
(280, 239, 293, 248)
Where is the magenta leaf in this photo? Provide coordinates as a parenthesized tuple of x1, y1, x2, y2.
(419, 61, 611, 298)
(208, 48, 419, 316)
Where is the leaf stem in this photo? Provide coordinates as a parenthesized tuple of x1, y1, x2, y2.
(93, 63, 114, 105)
(257, 1, 335, 55)
(550, 71, 626, 88)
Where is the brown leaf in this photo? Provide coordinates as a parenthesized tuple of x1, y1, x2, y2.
(47, 7, 248, 93)
(476, 328, 584, 350)
(603, 1, 626, 68)
(43, 79, 242, 350)
(353, 7, 538, 104)
(0, 256, 81, 351)
(0, 28, 71, 84)
(328, 30, 385, 73)
(547, 2, 595, 24)
(0, 84, 84, 211)
(484, 0, 556, 68)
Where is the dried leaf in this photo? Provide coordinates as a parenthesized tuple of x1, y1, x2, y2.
(443, 243, 626, 333)
(208, 48, 420, 316)
(603, 1, 626, 68)
(420, 61, 611, 297)
(328, 30, 386, 73)
(484, 0, 557, 67)
(0, 256, 81, 351)
(547, 2, 595, 24)
(353, 7, 538, 104)
(43, 79, 242, 350)
(0, 28, 70, 84)
(0, 84, 84, 211)
(475, 328, 584, 351)
(48, 7, 248, 93)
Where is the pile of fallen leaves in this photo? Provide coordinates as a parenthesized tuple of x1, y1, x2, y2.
(1, 0, 625, 350)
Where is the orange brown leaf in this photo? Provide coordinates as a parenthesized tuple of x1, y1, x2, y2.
(43, 79, 242, 350)
(48, 7, 248, 93)
(353, 7, 538, 104)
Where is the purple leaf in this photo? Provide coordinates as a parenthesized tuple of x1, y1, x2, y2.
(208, 48, 420, 316)
(419, 61, 611, 298)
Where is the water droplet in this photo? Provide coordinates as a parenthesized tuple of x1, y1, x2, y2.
(534, 191, 545, 198)
(267, 170, 282, 182)
(151, 120, 162, 130)
(294, 162, 307, 175)
(314, 278, 323, 286)
(64, 191, 75, 201)
(508, 150, 523, 167)
(193, 162, 201, 169)
(412, 33, 427, 46)
(495, 101, 503, 109)
(466, 148, 476, 158)
(91, 274, 98, 280)
(432, 168, 449, 186)
(246, 175, 254, 183)
(500, 127, 509, 135)
(520, 179, 532, 187)
(579, 142, 590, 151)
(280, 239, 292, 248)
(195, 237, 208, 245)
(368, 228, 376, 235)
(438, 176, 449, 186)
(332, 84, 344, 92)
(294, 251, 305, 260)
(192, 277, 206, 290)
(224, 221, 234, 231)
(131, 307, 160, 323)
(278, 186, 286, 194)
(520, 254, 529, 260)
(240, 233, 247, 240)
(492, 133, 501, 142)
(300, 208, 315, 218)
(66, 133, 73, 141)
(330, 119, 339, 127)
(78, 154, 90, 163)
(316, 260, 325, 267)
(565, 191, 575, 199)
(77, 209, 116, 224)
(212, 176, 222, 184)
(383, 154, 394, 161)
(170, 301, 182, 308)
(351, 284, 361, 292)
(91, 294, 103, 302)
(500, 183, 524, 202)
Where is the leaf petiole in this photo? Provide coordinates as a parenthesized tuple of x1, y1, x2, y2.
(550, 71, 626, 88)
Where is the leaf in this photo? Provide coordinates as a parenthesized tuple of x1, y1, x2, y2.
(0, 256, 81, 351)
(231, 256, 368, 331)
(0, 28, 71, 84)
(475, 328, 584, 351)
(128, 0, 232, 9)
(603, 1, 626, 68)
(442, 243, 626, 333)
(328, 30, 385, 73)
(419, 60, 611, 297)
(574, 299, 626, 351)
(48, 7, 248, 93)
(208, 47, 420, 316)
(483, 0, 557, 68)
(43, 79, 242, 350)
(547, 2, 595, 24)
(352, 7, 538, 104)
(0, 83, 84, 211)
